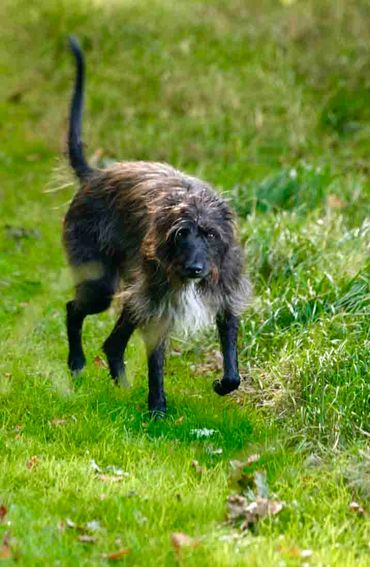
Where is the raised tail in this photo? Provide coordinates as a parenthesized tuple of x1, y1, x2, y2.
(67, 36, 94, 180)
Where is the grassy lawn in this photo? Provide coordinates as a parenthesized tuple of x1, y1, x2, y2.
(0, 0, 369, 564)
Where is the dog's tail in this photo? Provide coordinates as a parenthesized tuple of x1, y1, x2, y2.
(68, 36, 94, 180)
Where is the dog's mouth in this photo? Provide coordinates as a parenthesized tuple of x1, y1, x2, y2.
(167, 264, 209, 284)
(179, 267, 210, 283)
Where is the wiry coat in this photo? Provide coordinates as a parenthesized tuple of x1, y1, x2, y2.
(63, 37, 250, 415)
(64, 161, 249, 342)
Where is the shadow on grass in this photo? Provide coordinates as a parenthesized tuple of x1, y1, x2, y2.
(1, 364, 255, 464)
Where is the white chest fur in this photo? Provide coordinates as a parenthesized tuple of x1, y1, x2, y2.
(141, 282, 216, 351)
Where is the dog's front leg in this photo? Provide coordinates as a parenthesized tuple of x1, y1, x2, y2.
(213, 311, 241, 396)
(148, 342, 167, 416)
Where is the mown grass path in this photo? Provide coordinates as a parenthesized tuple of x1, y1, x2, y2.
(0, 1, 369, 564)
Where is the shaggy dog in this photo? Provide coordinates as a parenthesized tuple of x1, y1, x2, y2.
(63, 37, 250, 414)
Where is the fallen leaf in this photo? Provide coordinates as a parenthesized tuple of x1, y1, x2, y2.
(349, 501, 365, 515)
(0, 505, 7, 521)
(175, 416, 185, 425)
(97, 474, 124, 482)
(171, 532, 199, 554)
(26, 455, 38, 470)
(78, 534, 97, 544)
(102, 548, 130, 560)
(94, 355, 107, 368)
(0, 531, 12, 559)
(170, 347, 182, 357)
(277, 545, 301, 557)
(227, 494, 284, 530)
(50, 418, 67, 426)
(327, 194, 346, 209)
(191, 460, 204, 475)
(0, 544, 12, 559)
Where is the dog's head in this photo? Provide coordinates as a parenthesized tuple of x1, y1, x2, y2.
(143, 184, 235, 285)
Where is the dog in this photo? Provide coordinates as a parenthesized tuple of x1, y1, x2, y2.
(63, 37, 251, 415)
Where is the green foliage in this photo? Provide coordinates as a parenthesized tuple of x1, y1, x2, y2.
(0, 0, 369, 565)
(231, 163, 331, 215)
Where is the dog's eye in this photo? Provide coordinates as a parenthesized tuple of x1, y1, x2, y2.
(176, 228, 189, 239)
(206, 230, 218, 240)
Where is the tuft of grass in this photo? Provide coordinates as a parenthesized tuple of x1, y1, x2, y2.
(0, 0, 369, 564)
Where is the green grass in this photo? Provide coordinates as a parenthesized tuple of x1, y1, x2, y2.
(0, 0, 369, 564)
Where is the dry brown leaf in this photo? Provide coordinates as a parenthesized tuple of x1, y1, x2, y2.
(50, 418, 67, 426)
(102, 548, 130, 560)
(227, 495, 284, 530)
(327, 194, 346, 209)
(78, 534, 97, 544)
(349, 501, 365, 515)
(171, 532, 199, 554)
(277, 544, 301, 557)
(0, 505, 7, 521)
(94, 356, 107, 368)
(26, 456, 38, 470)
(0, 545, 12, 559)
(191, 460, 204, 475)
(97, 474, 123, 483)
(0, 531, 12, 559)
(170, 347, 182, 357)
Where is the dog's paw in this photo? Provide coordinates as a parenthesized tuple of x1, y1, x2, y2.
(115, 371, 130, 389)
(148, 397, 167, 418)
(68, 354, 86, 376)
(149, 408, 167, 421)
(213, 376, 240, 396)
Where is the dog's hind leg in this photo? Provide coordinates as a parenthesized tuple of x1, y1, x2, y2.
(66, 262, 119, 375)
(103, 309, 136, 387)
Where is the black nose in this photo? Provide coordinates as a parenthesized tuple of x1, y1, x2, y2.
(183, 264, 205, 279)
